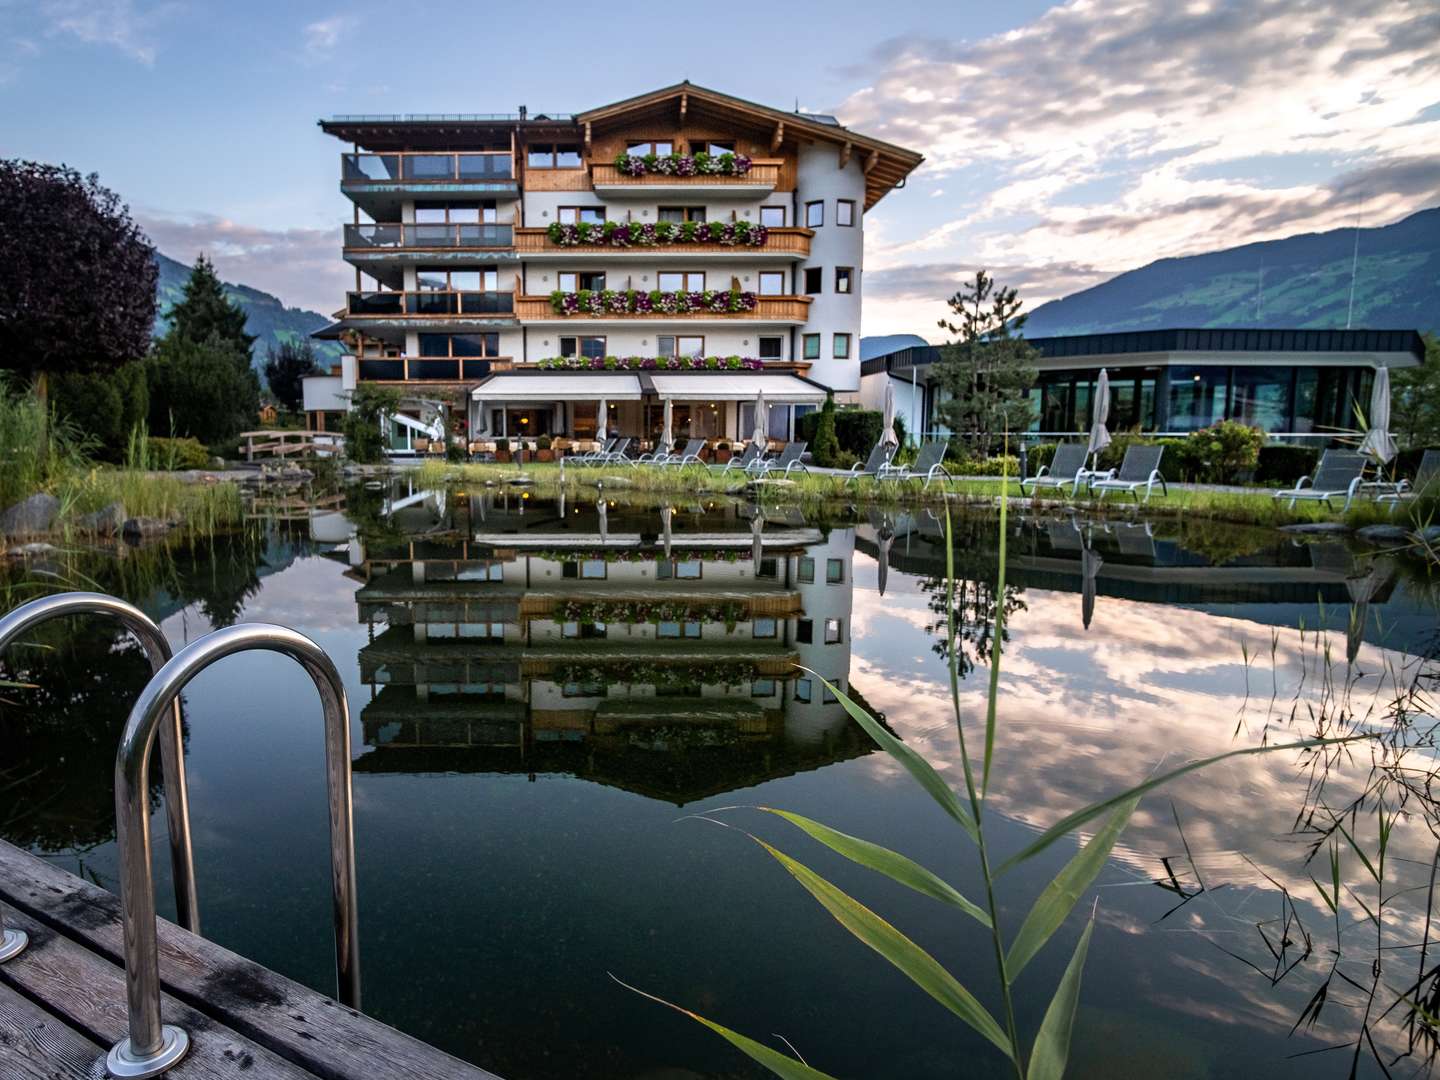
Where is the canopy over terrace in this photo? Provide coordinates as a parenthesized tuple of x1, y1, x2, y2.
(470, 370, 827, 444)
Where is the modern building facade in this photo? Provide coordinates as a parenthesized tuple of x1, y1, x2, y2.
(859, 327, 1426, 445)
(313, 83, 923, 450)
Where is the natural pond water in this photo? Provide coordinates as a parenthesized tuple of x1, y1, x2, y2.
(2, 483, 1438, 1079)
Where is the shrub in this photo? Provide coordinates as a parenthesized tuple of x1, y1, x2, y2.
(537, 435, 552, 451)
(1022, 442, 1058, 474)
(811, 396, 841, 466)
(1180, 420, 1265, 483)
(51, 360, 149, 463)
(1256, 444, 1320, 484)
(340, 383, 404, 465)
(949, 454, 1020, 477)
(142, 436, 210, 470)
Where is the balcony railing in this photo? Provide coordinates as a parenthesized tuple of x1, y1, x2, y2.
(357, 357, 507, 381)
(514, 295, 811, 321)
(345, 223, 515, 249)
(342, 152, 514, 183)
(346, 291, 516, 316)
(512, 225, 811, 257)
(590, 160, 782, 189)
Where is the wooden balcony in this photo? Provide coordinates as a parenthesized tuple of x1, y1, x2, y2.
(513, 226, 811, 259)
(590, 159, 782, 198)
(345, 290, 516, 317)
(355, 356, 514, 382)
(515, 295, 812, 323)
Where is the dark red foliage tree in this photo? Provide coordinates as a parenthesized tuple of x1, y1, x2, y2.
(0, 160, 158, 413)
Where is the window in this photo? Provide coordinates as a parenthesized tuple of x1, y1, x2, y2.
(833, 333, 852, 359)
(657, 559, 702, 580)
(822, 682, 840, 704)
(837, 199, 855, 227)
(414, 202, 495, 224)
(563, 681, 605, 698)
(558, 271, 607, 292)
(560, 336, 606, 360)
(794, 678, 812, 703)
(416, 267, 497, 291)
(751, 678, 776, 697)
(627, 140, 673, 157)
(557, 206, 605, 225)
(826, 558, 845, 584)
(658, 335, 704, 358)
(805, 201, 824, 227)
(758, 336, 784, 361)
(760, 205, 786, 228)
(562, 620, 608, 639)
(796, 619, 813, 644)
(758, 271, 785, 296)
(802, 334, 821, 360)
(658, 621, 702, 639)
(418, 333, 499, 357)
(703, 141, 735, 156)
(824, 618, 843, 644)
(797, 556, 814, 583)
(561, 558, 608, 579)
(657, 271, 705, 292)
(804, 267, 823, 295)
(757, 557, 778, 579)
(658, 206, 706, 223)
(835, 267, 853, 294)
(752, 617, 777, 639)
(528, 143, 582, 168)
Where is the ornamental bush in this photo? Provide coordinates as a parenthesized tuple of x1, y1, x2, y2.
(1180, 420, 1265, 483)
(797, 409, 888, 458)
(811, 395, 842, 466)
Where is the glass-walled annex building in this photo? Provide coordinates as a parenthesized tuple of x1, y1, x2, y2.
(858, 328, 1425, 442)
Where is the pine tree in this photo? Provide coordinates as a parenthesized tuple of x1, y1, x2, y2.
(165, 255, 256, 363)
(812, 393, 841, 466)
(932, 270, 1038, 459)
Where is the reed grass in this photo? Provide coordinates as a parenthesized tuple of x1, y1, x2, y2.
(621, 450, 1380, 1079)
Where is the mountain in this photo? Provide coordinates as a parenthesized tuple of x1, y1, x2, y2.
(860, 333, 930, 359)
(154, 252, 344, 368)
(1025, 206, 1440, 337)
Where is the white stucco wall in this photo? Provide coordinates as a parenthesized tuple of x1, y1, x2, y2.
(794, 145, 865, 392)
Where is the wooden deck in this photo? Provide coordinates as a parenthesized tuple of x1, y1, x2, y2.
(0, 839, 499, 1079)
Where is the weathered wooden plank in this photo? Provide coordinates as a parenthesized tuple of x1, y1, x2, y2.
(0, 979, 104, 1080)
(0, 906, 314, 1079)
(0, 842, 499, 1080)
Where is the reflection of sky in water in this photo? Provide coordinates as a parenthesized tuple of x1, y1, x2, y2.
(3, 501, 1436, 1079)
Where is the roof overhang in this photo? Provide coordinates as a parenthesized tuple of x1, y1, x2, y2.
(472, 373, 644, 401)
(648, 372, 828, 402)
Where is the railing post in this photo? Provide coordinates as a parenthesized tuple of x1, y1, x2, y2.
(108, 623, 360, 1078)
(0, 592, 200, 958)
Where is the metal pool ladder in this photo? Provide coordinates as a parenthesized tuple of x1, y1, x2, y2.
(106, 622, 361, 1077)
(0, 592, 201, 960)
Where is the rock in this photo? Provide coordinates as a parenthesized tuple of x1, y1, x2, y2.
(1419, 525, 1440, 545)
(1279, 522, 1351, 534)
(122, 516, 172, 539)
(1356, 524, 1412, 542)
(210, 456, 226, 468)
(0, 493, 60, 536)
(597, 475, 633, 487)
(77, 501, 127, 536)
(6, 542, 59, 558)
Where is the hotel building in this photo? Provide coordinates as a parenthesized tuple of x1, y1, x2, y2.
(306, 83, 923, 451)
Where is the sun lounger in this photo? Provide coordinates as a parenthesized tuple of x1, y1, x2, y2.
(1272, 449, 1365, 512)
(1374, 449, 1439, 506)
(878, 439, 951, 488)
(1020, 443, 1089, 497)
(752, 441, 808, 477)
(1091, 445, 1168, 503)
(845, 441, 898, 486)
(713, 443, 764, 474)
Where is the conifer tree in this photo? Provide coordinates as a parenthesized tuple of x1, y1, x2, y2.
(812, 393, 842, 466)
(165, 255, 256, 363)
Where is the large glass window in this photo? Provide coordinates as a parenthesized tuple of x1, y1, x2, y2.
(557, 206, 604, 225)
(529, 144, 581, 168)
(658, 335, 704, 358)
(1167, 366, 1228, 432)
(1230, 368, 1293, 432)
(657, 271, 705, 292)
(560, 335, 606, 359)
(627, 141, 673, 157)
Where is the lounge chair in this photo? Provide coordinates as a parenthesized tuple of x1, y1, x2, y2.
(1020, 443, 1089, 497)
(845, 441, 898, 486)
(753, 441, 809, 477)
(659, 438, 707, 468)
(879, 439, 951, 488)
(575, 438, 616, 466)
(1090, 445, 1168, 503)
(595, 437, 633, 466)
(713, 442, 763, 474)
(1272, 449, 1366, 512)
(1375, 449, 1439, 506)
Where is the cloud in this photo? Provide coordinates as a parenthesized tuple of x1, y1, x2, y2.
(138, 212, 349, 315)
(840, 0, 1440, 334)
(37, 0, 177, 65)
(303, 14, 357, 58)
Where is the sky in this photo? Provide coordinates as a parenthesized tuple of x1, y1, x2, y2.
(3, 0, 1438, 338)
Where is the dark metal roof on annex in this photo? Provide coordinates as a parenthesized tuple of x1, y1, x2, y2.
(860, 327, 1427, 377)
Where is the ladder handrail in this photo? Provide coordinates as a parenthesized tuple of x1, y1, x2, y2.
(108, 622, 360, 1077)
(0, 592, 200, 958)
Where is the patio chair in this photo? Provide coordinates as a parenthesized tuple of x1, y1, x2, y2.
(845, 441, 898, 486)
(1272, 449, 1366, 512)
(753, 441, 809, 478)
(879, 439, 951, 488)
(659, 439, 707, 469)
(1091, 445, 1168, 503)
(713, 442, 764, 474)
(596, 437, 633, 466)
(575, 437, 616, 466)
(1019, 443, 1089, 497)
(1375, 449, 1439, 507)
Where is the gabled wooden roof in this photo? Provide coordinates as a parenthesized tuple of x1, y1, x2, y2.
(577, 82, 924, 210)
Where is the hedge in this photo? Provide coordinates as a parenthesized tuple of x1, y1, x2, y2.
(1255, 445, 1320, 484)
(796, 409, 905, 459)
(146, 436, 211, 470)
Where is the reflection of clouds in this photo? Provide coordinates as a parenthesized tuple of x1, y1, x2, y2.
(851, 561, 1436, 1058)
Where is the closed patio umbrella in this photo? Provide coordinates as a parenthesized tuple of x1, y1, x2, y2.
(1087, 369, 1111, 470)
(752, 392, 768, 446)
(595, 398, 607, 443)
(1358, 366, 1397, 465)
(1345, 556, 1392, 665)
(660, 399, 674, 454)
(597, 498, 608, 544)
(1081, 543, 1103, 631)
(877, 518, 894, 596)
(751, 507, 765, 566)
(881, 382, 899, 448)
(474, 402, 488, 436)
(661, 505, 673, 560)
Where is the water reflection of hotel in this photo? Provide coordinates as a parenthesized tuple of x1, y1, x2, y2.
(346, 489, 877, 801)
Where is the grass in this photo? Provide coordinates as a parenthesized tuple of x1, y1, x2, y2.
(51, 468, 243, 537)
(403, 460, 1355, 529)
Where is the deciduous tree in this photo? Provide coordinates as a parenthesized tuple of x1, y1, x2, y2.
(263, 339, 321, 413)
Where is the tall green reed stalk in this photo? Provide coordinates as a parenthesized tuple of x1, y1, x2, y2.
(624, 445, 1377, 1079)
(0, 375, 92, 510)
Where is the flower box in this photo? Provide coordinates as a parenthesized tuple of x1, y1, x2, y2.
(549, 288, 759, 316)
(546, 219, 767, 249)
